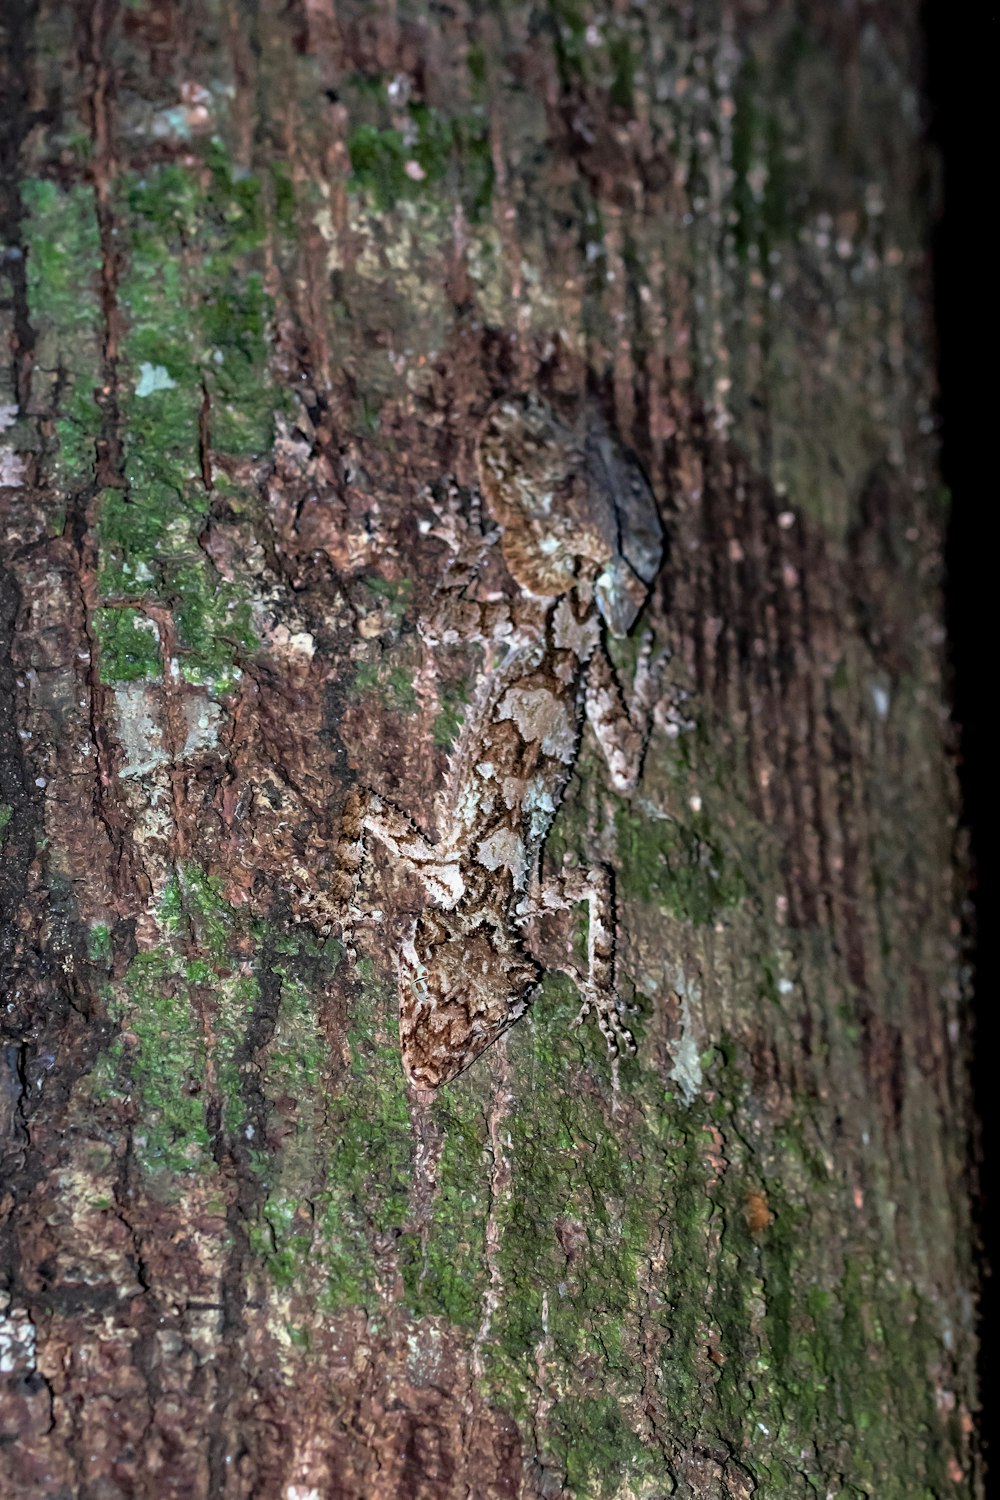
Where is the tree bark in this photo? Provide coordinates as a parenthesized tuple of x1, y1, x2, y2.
(0, 2, 977, 1497)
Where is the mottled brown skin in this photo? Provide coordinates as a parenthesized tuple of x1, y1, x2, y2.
(341, 396, 662, 1087)
(399, 596, 600, 1087)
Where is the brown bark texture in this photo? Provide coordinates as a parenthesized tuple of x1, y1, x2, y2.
(0, 2, 978, 1498)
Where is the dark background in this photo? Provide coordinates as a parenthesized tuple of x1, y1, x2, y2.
(926, 1, 993, 1477)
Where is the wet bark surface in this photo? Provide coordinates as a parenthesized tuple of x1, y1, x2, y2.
(0, 2, 978, 1496)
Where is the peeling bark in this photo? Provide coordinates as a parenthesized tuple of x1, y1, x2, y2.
(0, 3, 978, 1497)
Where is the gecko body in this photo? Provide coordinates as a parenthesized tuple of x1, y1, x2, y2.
(340, 394, 663, 1087)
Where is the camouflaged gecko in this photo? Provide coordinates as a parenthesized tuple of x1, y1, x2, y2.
(338, 393, 663, 1088)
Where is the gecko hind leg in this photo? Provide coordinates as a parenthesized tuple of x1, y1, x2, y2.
(523, 865, 636, 1058)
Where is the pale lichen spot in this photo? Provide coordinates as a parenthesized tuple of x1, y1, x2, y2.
(182, 694, 224, 757)
(0, 448, 26, 486)
(0, 1303, 36, 1375)
(668, 974, 704, 1105)
(523, 777, 557, 843)
(870, 682, 890, 720)
(476, 826, 528, 889)
(498, 686, 576, 762)
(268, 623, 317, 660)
(134, 362, 177, 397)
(112, 683, 169, 779)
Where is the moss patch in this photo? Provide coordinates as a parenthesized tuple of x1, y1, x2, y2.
(347, 101, 492, 219)
(21, 178, 103, 486)
(114, 951, 213, 1176)
(95, 147, 281, 690)
(399, 1090, 489, 1327)
(350, 652, 419, 715)
(615, 800, 745, 922)
(317, 960, 413, 1310)
(432, 679, 468, 749)
(93, 607, 161, 683)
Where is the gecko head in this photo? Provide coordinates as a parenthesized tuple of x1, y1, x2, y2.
(398, 908, 539, 1087)
(477, 394, 663, 634)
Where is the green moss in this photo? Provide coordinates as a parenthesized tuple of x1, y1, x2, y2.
(731, 58, 793, 264)
(481, 978, 654, 1402)
(452, 113, 495, 221)
(166, 558, 257, 690)
(125, 162, 202, 241)
(21, 178, 103, 485)
(744, 1231, 956, 1496)
(407, 103, 456, 187)
(250, 1192, 316, 1290)
(347, 105, 492, 218)
(450, 978, 739, 1497)
(159, 864, 235, 962)
(400, 1094, 489, 1326)
(86, 1031, 125, 1107)
(21, 176, 101, 331)
(265, 970, 326, 1102)
(285, 1322, 311, 1350)
(549, 688, 751, 933)
(329, 987, 411, 1227)
(554, 1396, 659, 1496)
(0, 805, 11, 841)
(97, 148, 278, 690)
(73, 857, 961, 1497)
(467, 45, 487, 91)
(351, 653, 418, 715)
(271, 162, 297, 236)
(608, 34, 635, 113)
(615, 801, 745, 922)
(114, 951, 212, 1176)
(306, 962, 413, 1309)
(96, 488, 169, 593)
(432, 680, 468, 749)
(347, 109, 453, 209)
(90, 882, 324, 1186)
(87, 924, 112, 962)
(494, 1026, 944, 1493)
(201, 270, 274, 456)
(468, 984, 957, 1497)
(314, 1185, 371, 1308)
(214, 973, 261, 1134)
(93, 606, 161, 683)
(347, 124, 412, 211)
(363, 574, 412, 621)
(550, 0, 589, 85)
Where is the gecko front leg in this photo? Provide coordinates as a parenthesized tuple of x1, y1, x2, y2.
(584, 632, 663, 794)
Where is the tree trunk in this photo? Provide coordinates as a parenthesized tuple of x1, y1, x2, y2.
(0, 3, 977, 1497)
